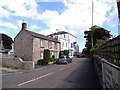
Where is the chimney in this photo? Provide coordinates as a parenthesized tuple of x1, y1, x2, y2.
(21, 22, 27, 30)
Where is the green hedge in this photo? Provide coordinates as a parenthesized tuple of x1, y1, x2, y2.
(44, 49, 50, 63)
(37, 59, 48, 65)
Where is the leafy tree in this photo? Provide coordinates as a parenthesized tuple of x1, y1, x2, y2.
(0, 34, 13, 49)
(84, 25, 111, 53)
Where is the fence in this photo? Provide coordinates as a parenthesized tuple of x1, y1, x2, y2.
(93, 35, 120, 88)
(95, 35, 120, 67)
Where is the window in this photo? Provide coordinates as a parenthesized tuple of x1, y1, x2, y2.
(71, 43, 73, 48)
(40, 52, 43, 59)
(55, 36, 58, 40)
(66, 43, 67, 47)
(64, 35, 65, 38)
(48, 41, 52, 49)
(40, 40, 45, 48)
(62, 42, 64, 47)
(54, 43, 58, 49)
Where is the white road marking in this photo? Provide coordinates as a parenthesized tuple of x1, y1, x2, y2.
(18, 72, 54, 86)
(2, 67, 47, 76)
(35, 67, 46, 71)
(59, 68, 64, 71)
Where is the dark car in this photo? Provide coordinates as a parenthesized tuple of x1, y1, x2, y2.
(56, 56, 68, 64)
(66, 56, 72, 63)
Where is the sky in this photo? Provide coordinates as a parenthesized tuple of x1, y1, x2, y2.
(0, 0, 119, 52)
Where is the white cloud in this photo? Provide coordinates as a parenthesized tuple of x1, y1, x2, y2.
(104, 1, 119, 27)
(0, 21, 18, 29)
(0, 7, 11, 18)
(0, 0, 118, 39)
(29, 25, 41, 30)
(0, 0, 39, 18)
(0, 30, 8, 35)
(37, 0, 118, 36)
(37, 29, 55, 36)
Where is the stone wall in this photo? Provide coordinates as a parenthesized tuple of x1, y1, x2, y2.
(2, 57, 34, 70)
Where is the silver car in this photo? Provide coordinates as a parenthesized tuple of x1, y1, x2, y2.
(56, 56, 68, 64)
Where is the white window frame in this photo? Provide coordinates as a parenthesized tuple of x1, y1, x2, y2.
(40, 39, 45, 48)
(48, 41, 52, 49)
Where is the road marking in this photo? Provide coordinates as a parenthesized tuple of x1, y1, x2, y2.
(18, 72, 54, 86)
(2, 67, 47, 76)
(35, 67, 46, 71)
(59, 68, 64, 71)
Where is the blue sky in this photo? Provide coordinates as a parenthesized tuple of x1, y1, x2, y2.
(0, 0, 119, 52)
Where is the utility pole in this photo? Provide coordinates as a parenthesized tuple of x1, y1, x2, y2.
(91, 0, 94, 48)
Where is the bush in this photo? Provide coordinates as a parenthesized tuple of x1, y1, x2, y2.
(37, 59, 48, 65)
(50, 55, 58, 63)
(59, 51, 64, 58)
(64, 50, 69, 56)
(44, 49, 50, 63)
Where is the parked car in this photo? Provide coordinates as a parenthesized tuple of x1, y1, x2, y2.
(56, 56, 68, 64)
(66, 56, 72, 63)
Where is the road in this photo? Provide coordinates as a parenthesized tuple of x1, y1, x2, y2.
(2, 57, 100, 88)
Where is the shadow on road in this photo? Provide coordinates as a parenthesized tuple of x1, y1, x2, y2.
(57, 58, 101, 88)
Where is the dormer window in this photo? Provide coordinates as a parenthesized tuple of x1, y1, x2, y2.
(55, 36, 58, 40)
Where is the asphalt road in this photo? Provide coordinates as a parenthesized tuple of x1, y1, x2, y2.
(2, 57, 100, 88)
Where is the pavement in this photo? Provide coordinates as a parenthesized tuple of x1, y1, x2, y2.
(0, 67, 20, 74)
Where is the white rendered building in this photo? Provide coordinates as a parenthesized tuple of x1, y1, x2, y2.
(48, 31, 79, 57)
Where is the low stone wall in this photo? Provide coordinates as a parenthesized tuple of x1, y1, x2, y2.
(2, 57, 35, 70)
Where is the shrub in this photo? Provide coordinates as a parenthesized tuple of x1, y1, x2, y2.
(64, 50, 69, 56)
(59, 51, 64, 58)
(51, 55, 55, 61)
(37, 59, 48, 65)
(44, 49, 50, 63)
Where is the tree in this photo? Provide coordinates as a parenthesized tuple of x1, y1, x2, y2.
(0, 34, 13, 49)
(84, 25, 111, 53)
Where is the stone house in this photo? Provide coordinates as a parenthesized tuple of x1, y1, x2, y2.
(14, 22, 61, 64)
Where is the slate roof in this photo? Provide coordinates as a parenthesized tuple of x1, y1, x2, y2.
(48, 31, 76, 38)
(25, 30, 60, 43)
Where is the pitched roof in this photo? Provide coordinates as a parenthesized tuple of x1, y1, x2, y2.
(25, 30, 60, 43)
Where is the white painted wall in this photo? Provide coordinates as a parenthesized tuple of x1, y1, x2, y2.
(52, 32, 78, 57)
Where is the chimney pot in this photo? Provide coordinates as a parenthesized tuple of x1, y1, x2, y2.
(21, 22, 27, 30)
